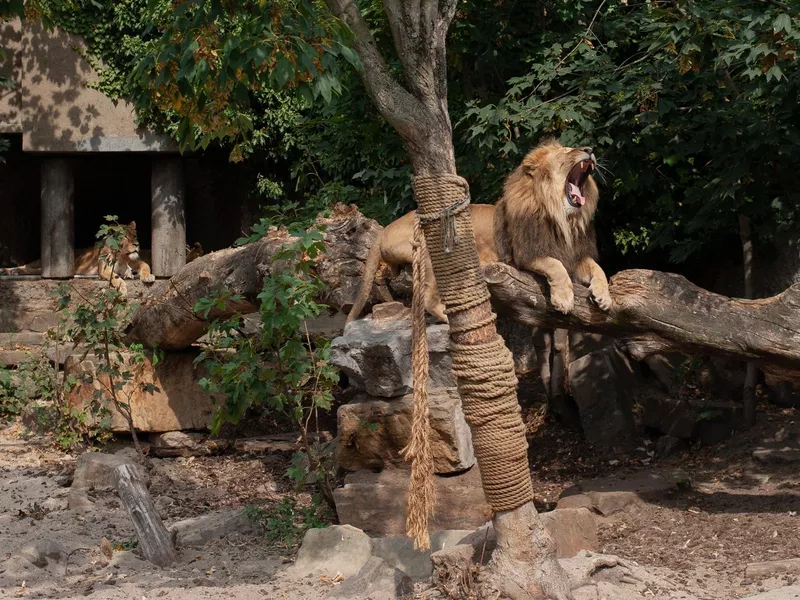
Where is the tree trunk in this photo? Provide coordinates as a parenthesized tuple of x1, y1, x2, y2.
(321, 1, 573, 596)
(739, 214, 758, 426)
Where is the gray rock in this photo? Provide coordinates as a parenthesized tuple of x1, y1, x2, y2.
(17, 540, 68, 570)
(337, 388, 475, 474)
(170, 509, 258, 548)
(294, 524, 372, 578)
(656, 435, 688, 458)
(370, 529, 488, 580)
(327, 557, 413, 600)
(539, 508, 599, 558)
(71, 452, 147, 492)
(569, 345, 638, 447)
(741, 587, 800, 600)
(753, 447, 800, 464)
(334, 467, 491, 537)
(558, 471, 679, 516)
(331, 319, 454, 397)
(41, 496, 68, 512)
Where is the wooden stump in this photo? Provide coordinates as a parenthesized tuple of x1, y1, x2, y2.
(112, 463, 177, 567)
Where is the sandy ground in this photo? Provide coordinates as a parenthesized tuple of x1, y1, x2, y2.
(1, 399, 800, 600)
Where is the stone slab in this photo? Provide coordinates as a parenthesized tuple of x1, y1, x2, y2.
(334, 467, 491, 536)
(337, 388, 475, 474)
(331, 318, 454, 397)
(65, 349, 215, 432)
(558, 471, 679, 516)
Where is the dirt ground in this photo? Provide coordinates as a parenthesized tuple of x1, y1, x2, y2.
(1, 396, 799, 600)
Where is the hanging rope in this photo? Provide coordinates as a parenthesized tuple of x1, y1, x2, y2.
(404, 173, 534, 550)
(402, 216, 436, 551)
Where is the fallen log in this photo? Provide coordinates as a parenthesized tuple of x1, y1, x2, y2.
(126, 205, 381, 350)
(483, 262, 800, 376)
(126, 205, 800, 379)
(112, 463, 177, 567)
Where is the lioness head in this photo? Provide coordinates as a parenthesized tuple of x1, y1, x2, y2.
(519, 138, 598, 220)
(118, 222, 141, 261)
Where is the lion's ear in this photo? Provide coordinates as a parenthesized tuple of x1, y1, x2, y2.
(523, 162, 538, 176)
(128, 221, 137, 232)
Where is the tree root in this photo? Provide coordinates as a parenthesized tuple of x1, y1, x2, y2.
(478, 502, 574, 600)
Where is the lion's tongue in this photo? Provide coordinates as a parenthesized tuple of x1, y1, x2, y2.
(568, 182, 585, 206)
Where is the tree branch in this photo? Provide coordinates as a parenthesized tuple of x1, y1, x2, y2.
(323, 0, 428, 139)
(483, 262, 800, 374)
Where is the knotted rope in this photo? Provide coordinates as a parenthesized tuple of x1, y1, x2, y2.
(404, 173, 534, 551)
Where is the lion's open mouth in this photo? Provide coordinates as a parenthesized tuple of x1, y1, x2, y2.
(566, 158, 595, 208)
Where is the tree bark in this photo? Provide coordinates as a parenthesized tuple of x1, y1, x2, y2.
(112, 464, 177, 567)
(126, 204, 381, 350)
(739, 214, 758, 426)
(483, 262, 800, 378)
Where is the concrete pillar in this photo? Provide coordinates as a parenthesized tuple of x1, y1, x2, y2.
(41, 158, 75, 278)
(151, 157, 186, 277)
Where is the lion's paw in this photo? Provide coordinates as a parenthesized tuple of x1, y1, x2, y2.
(590, 278, 613, 311)
(550, 282, 574, 314)
(141, 273, 156, 284)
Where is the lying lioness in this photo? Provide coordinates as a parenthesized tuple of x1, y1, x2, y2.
(346, 205, 498, 323)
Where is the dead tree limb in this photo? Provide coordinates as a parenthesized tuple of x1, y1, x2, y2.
(112, 464, 177, 567)
(125, 205, 380, 351)
(483, 262, 800, 375)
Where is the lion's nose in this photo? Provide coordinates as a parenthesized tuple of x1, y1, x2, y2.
(581, 146, 593, 155)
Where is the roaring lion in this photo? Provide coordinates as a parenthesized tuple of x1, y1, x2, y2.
(346, 204, 499, 323)
(1, 222, 204, 295)
(493, 138, 612, 313)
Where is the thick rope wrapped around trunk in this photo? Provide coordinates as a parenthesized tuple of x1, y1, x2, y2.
(409, 174, 534, 522)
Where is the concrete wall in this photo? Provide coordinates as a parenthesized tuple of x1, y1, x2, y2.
(0, 19, 175, 152)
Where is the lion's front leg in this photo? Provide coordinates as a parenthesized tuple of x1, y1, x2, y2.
(138, 262, 156, 283)
(526, 257, 574, 314)
(576, 257, 612, 311)
(99, 261, 128, 296)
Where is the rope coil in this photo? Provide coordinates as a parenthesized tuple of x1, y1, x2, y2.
(404, 173, 534, 550)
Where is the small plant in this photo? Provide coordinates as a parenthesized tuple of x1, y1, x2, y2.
(113, 538, 139, 552)
(3, 216, 159, 453)
(244, 495, 331, 551)
(195, 220, 339, 504)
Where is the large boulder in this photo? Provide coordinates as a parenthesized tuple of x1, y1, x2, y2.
(568, 343, 638, 447)
(538, 508, 599, 558)
(331, 318, 455, 398)
(337, 388, 475, 474)
(64, 349, 215, 432)
(334, 467, 491, 536)
(293, 524, 373, 578)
